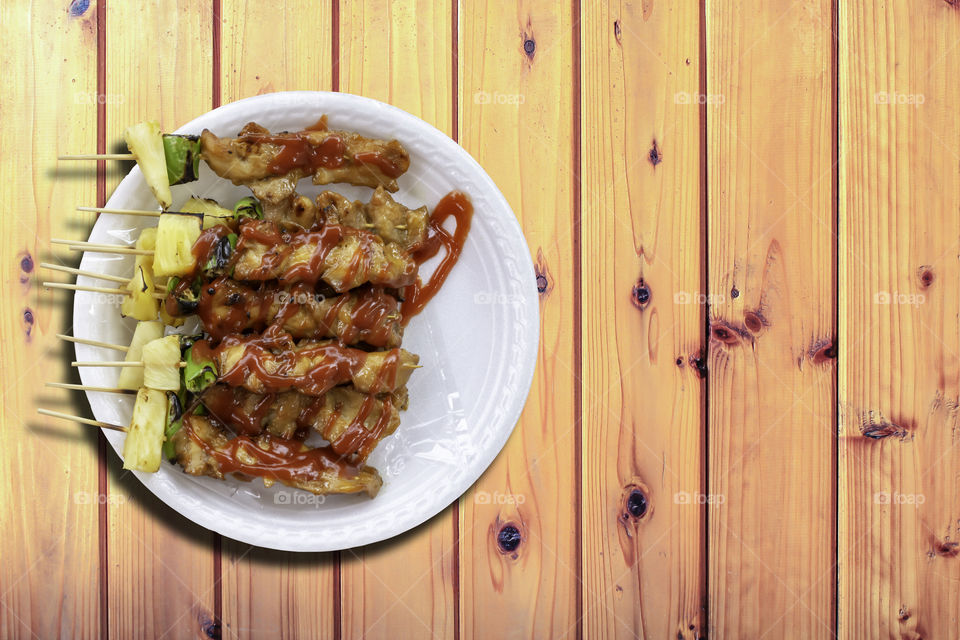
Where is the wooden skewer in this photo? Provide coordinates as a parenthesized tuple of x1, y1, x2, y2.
(40, 262, 129, 284)
(71, 361, 186, 368)
(76, 206, 192, 217)
(42, 282, 166, 300)
(58, 153, 134, 161)
(46, 381, 135, 394)
(57, 334, 129, 352)
(37, 408, 128, 432)
(51, 239, 154, 256)
(362, 223, 407, 230)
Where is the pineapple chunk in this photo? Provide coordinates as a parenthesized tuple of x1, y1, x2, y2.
(117, 321, 164, 390)
(120, 227, 160, 321)
(181, 197, 234, 230)
(141, 335, 181, 391)
(154, 213, 202, 277)
(123, 121, 172, 208)
(123, 388, 167, 472)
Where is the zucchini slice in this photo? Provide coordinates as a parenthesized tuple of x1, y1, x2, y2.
(233, 196, 263, 222)
(141, 335, 182, 391)
(123, 387, 167, 473)
(123, 121, 172, 208)
(162, 134, 201, 186)
(117, 320, 164, 390)
(153, 212, 202, 277)
(181, 197, 234, 230)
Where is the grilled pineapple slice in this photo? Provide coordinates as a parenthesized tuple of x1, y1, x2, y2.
(117, 320, 164, 390)
(120, 228, 159, 321)
(123, 388, 167, 472)
(181, 197, 234, 230)
(141, 335, 181, 391)
(154, 212, 202, 277)
(124, 121, 172, 208)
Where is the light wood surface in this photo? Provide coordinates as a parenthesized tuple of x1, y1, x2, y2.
(839, 2, 960, 638)
(0, 2, 101, 638)
(10, 0, 960, 637)
(706, 0, 836, 637)
(458, 1, 579, 638)
(580, 2, 705, 638)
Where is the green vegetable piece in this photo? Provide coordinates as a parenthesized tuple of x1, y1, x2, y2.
(183, 344, 217, 393)
(233, 196, 263, 221)
(162, 134, 202, 186)
(162, 388, 186, 460)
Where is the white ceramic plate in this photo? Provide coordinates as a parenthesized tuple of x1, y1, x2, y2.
(73, 91, 539, 551)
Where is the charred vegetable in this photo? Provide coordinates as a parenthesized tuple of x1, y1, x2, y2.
(233, 196, 263, 222)
(182, 336, 217, 393)
(162, 134, 202, 186)
(180, 197, 234, 229)
(162, 386, 187, 460)
(120, 227, 158, 321)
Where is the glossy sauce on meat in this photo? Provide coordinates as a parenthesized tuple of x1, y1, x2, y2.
(184, 415, 360, 484)
(401, 191, 473, 320)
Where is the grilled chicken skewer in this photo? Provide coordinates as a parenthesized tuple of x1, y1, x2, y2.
(199, 384, 406, 462)
(190, 331, 419, 397)
(172, 413, 383, 497)
(166, 276, 403, 347)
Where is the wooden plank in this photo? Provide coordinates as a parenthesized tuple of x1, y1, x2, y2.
(0, 1, 101, 637)
(838, 2, 960, 637)
(336, 2, 457, 638)
(102, 1, 217, 637)
(580, 2, 705, 638)
(217, 2, 336, 639)
(458, 1, 578, 637)
(706, 0, 836, 637)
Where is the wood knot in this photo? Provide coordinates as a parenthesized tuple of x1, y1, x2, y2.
(861, 420, 910, 441)
(743, 310, 764, 334)
(613, 20, 622, 45)
(22, 308, 34, 340)
(536, 273, 548, 294)
(936, 540, 960, 557)
(730, 286, 739, 299)
(899, 606, 911, 622)
(711, 322, 742, 346)
(69, 0, 90, 17)
(648, 140, 662, 167)
(811, 338, 837, 365)
(689, 351, 707, 378)
(620, 484, 650, 524)
(534, 249, 552, 297)
(918, 266, 934, 288)
(497, 524, 522, 553)
(19, 251, 33, 285)
(631, 279, 651, 309)
(522, 38, 536, 59)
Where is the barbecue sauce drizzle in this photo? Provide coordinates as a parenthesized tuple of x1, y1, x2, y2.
(400, 191, 473, 322)
(239, 117, 402, 179)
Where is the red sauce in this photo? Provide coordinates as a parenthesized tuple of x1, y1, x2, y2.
(400, 191, 473, 321)
(353, 151, 403, 179)
(329, 394, 397, 461)
(184, 415, 361, 485)
(200, 385, 274, 435)
(190, 226, 232, 277)
(196, 332, 405, 397)
(239, 124, 347, 176)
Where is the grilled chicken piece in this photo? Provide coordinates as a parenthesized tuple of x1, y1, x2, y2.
(199, 384, 407, 461)
(183, 277, 403, 347)
(173, 414, 382, 497)
(233, 220, 417, 292)
(317, 186, 429, 251)
(199, 120, 410, 192)
(200, 334, 419, 397)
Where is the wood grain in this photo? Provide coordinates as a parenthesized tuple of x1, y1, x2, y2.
(0, 1, 101, 637)
(580, 2, 705, 638)
(102, 1, 217, 637)
(838, 2, 960, 638)
(458, 1, 578, 637)
(217, 2, 336, 639)
(706, 0, 836, 637)
(337, 2, 457, 638)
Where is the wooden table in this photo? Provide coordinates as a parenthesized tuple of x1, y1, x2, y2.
(4, 1, 960, 638)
